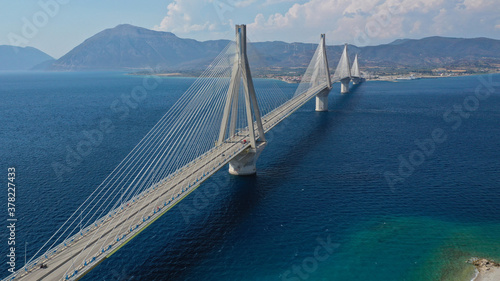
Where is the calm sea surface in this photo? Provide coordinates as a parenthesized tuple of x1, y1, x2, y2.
(0, 72, 499, 281)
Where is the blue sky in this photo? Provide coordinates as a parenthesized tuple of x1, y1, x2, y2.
(1, 0, 500, 58)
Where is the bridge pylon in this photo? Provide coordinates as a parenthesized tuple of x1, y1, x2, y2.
(218, 24, 266, 175)
(333, 43, 352, 94)
(351, 54, 362, 85)
(315, 34, 332, 112)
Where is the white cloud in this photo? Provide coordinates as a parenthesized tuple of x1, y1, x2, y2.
(411, 20, 422, 34)
(155, 0, 212, 34)
(154, 0, 238, 40)
(462, 0, 497, 10)
(248, 0, 500, 45)
(155, 0, 500, 45)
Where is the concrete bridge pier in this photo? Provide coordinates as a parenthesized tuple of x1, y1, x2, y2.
(341, 78, 350, 94)
(229, 142, 267, 175)
(315, 89, 330, 111)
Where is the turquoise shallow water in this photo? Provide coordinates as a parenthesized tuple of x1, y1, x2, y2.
(0, 72, 499, 280)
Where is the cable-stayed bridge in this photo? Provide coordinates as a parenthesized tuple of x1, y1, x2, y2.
(5, 25, 362, 281)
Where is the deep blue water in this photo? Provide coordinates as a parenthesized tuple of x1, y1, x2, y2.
(0, 72, 499, 281)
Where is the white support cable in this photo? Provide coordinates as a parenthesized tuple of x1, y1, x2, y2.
(127, 78, 229, 235)
(46, 47, 234, 258)
(94, 44, 235, 211)
(80, 44, 238, 262)
(77, 57, 235, 264)
(31, 41, 236, 269)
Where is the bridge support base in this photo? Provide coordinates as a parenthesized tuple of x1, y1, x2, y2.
(341, 78, 350, 94)
(229, 142, 266, 175)
(315, 89, 330, 111)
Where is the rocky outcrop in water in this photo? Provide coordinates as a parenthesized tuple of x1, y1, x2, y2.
(467, 257, 500, 273)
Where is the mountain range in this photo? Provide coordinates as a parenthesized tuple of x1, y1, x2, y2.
(2, 24, 500, 73)
(0, 45, 54, 71)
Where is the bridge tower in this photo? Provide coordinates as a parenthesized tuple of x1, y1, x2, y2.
(333, 44, 352, 94)
(315, 34, 333, 111)
(218, 24, 267, 176)
(351, 54, 362, 85)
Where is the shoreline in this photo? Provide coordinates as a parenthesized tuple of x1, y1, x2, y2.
(468, 258, 500, 281)
(127, 72, 188, 77)
(367, 74, 472, 81)
(125, 72, 500, 85)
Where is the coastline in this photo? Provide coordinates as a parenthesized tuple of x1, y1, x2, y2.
(367, 74, 468, 81)
(127, 71, 500, 83)
(127, 72, 186, 77)
(469, 258, 500, 281)
(153, 73, 183, 76)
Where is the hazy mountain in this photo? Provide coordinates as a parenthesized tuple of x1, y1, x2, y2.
(0, 45, 54, 71)
(359, 36, 500, 68)
(50, 24, 500, 72)
(51, 24, 229, 71)
(50, 24, 342, 71)
(388, 39, 411, 45)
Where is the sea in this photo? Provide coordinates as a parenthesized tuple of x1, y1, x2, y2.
(0, 72, 499, 281)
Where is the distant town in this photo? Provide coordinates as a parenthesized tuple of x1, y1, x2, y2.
(254, 64, 500, 83)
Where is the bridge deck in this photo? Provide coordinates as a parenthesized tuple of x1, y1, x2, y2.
(6, 82, 331, 281)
